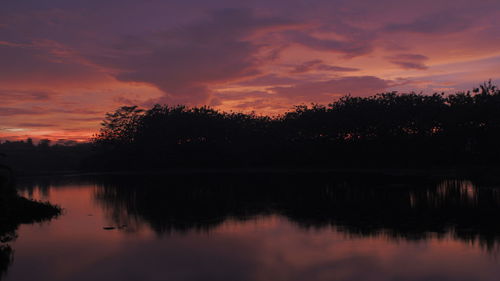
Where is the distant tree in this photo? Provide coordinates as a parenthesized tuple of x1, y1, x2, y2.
(38, 139, 51, 148)
(95, 106, 145, 146)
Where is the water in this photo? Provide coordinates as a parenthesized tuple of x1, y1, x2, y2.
(4, 173, 500, 281)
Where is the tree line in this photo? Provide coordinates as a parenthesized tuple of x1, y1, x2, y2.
(90, 81, 500, 170)
(0, 139, 91, 173)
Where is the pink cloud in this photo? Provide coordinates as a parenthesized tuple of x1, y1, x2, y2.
(284, 30, 374, 57)
(0, 90, 53, 105)
(385, 11, 473, 34)
(270, 76, 392, 101)
(0, 42, 108, 88)
(88, 9, 297, 105)
(386, 54, 429, 70)
(237, 74, 303, 87)
(289, 60, 359, 74)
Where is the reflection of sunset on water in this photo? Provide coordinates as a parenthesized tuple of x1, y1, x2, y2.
(7, 177, 500, 281)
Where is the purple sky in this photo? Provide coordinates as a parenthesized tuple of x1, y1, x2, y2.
(1, 0, 500, 140)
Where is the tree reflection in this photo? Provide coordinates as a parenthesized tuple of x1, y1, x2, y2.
(0, 174, 60, 279)
(0, 245, 13, 280)
(82, 173, 500, 251)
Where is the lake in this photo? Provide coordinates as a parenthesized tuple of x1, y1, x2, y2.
(3, 172, 500, 281)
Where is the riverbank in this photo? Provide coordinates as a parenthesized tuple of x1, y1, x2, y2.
(0, 172, 61, 242)
(12, 166, 500, 181)
(0, 173, 61, 277)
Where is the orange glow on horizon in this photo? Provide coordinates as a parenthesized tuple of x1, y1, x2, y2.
(2, 1, 500, 141)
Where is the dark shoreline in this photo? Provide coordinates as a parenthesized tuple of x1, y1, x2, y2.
(13, 166, 500, 184)
(0, 170, 61, 278)
(0, 172, 61, 242)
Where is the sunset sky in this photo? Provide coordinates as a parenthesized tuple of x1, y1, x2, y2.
(1, 0, 500, 141)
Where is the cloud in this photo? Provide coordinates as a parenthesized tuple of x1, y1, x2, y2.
(237, 74, 303, 87)
(270, 76, 392, 101)
(385, 12, 472, 34)
(285, 30, 374, 57)
(67, 117, 105, 122)
(231, 98, 289, 112)
(213, 90, 291, 113)
(88, 9, 297, 105)
(316, 64, 359, 72)
(290, 60, 359, 74)
(16, 123, 57, 128)
(386, 54, 429, 70)
(0, 107, 46, 116)
(0, 90, 53, 105)
(215, 75, 392, 112)
(216, 90, 272, 101)
(0, 106, 101, 117)
(0, 41, 107, 88)
(2, 0, 500, 141)
(54, 108, 102, 115)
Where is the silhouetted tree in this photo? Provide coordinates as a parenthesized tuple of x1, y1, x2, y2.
(88, 82, 500, 170)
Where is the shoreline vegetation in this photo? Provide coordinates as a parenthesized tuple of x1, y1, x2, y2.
(1, 81, 500, 172)
(0, 166, 61, 277)
(10, 166, 500, 183)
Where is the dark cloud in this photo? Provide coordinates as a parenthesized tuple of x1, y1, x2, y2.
(67, 117, 105, 122)
(55, 108, 102, 115)
(216, 90, 273, 101)
(271, 76, 392, 101)
(237, 74, 303, 87)
(88, 9, 296, 105)
(0, 90, 53, 104)
(0, 106, 101, 117)
(385, 12, 472, 34)
(290, 60, 322, 73)
(316, 65, 359, 72)
(386, 54, 429, 70)
(113, 96, 142, 106)
(285, 30, 374, 57)
(0, 107, 45, 116)
(0, 42, 105, 87)
(16, 123, 57, 128)
(290, 60, 359, 74)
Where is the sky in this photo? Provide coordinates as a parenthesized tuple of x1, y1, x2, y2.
(1, 0, 500, 141)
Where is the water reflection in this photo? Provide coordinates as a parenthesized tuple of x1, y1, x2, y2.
(19, 173, 500, 249)
(0, 245, 12, 279)
(8, 173, 500, 281)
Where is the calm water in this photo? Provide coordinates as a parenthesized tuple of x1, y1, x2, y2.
(4, 173, 500, 281)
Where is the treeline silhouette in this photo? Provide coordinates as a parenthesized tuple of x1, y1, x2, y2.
(90, 81, 500, 170)
(2, 82, 500, 172)
(0, 140, 90, 173)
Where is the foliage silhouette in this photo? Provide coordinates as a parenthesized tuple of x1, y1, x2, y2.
(0, 140, 91, 174)
(2, 82, 499, 172)
(90, 81, 500, 170)
(0, 245, 12, 280)
(0, 166, 61, 278)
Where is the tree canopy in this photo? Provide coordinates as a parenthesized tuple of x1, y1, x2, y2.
(89, 81, 500, 169)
